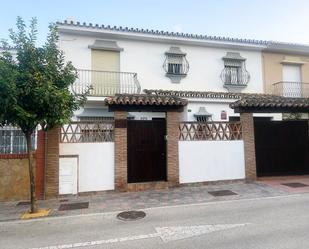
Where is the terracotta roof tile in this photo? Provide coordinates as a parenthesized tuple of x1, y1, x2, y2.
(57, 20, 268, 45)
(57, 20, 309, 51)
(144, 89, 245, 99)
(230, 94, 309, 110)
(105, 94, 188, 106)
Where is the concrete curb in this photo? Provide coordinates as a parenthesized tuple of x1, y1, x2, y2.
(0, 193, 304, 225)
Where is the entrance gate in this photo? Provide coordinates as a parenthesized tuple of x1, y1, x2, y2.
(127, 119, 167, 183)
(254, 121, 309, 177)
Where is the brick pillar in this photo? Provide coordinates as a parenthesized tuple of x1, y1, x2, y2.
(45, 127, 60, 198)
(240, 113, 257, 181)
(166, 111, 180, 187)
(35, 130, 45, 199)
(114, 111, 128, 191)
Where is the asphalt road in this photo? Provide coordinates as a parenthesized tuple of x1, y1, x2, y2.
(1, 194, 309, 249)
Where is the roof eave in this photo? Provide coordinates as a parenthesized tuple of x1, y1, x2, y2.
(233, 106, 309, 113)
(263, 47, 309, 56)
(57, 25, 267, 51)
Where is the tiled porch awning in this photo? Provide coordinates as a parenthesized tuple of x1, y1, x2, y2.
(105, 94, 188, 111)
(230, 94, 309, 113)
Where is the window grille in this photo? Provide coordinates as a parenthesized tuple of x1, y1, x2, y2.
(78, 116, 114, 122)
(194, 107, 213, 122)
(163, 47, 189, 83)
(0, 125, 37, 154)
(196, 116, 211, 122)
(167, 55, 185, 74)
(220, 52, 250, 88)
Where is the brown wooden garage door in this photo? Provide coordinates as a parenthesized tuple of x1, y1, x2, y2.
(254, 121, 309, 177)
(127, 119, 167, 183)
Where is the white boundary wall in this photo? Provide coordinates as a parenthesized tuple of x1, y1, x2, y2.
(60, 143, 114, 192)
(179, 141, 245, 183)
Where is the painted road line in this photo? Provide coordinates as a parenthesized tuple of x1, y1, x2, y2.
(29, 223, 249, 249)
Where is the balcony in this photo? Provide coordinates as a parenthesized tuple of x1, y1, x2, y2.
(72, 69, 141, 96)
(220, 67, 250, 93)
(273, 81, 309, 98)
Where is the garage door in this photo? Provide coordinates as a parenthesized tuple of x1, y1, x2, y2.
(59, 157, 78, 195)
(254, 121, 309, 177)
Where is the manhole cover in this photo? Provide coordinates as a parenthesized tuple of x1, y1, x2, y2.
(282, 182, 308, 188)
(208, 190, 238, 197)
(58, 202, 89, 211)
(117, 210, 146, 221)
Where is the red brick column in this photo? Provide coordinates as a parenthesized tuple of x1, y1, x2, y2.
(114, 111, 128, 191)
(35, 130, 45, 199)
(45, 127, 60, 198)
(240, 113, 257, 181)
(166, 111, 180, 187)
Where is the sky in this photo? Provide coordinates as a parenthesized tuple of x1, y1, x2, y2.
(1, 0, 309, 46)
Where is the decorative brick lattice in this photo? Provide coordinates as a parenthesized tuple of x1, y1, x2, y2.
(179, 122, 242, 141)
(60, 122, 114, 143)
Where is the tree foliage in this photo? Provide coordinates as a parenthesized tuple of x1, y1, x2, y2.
(0, 16, 85, 133)
(0, 17, 86, 212)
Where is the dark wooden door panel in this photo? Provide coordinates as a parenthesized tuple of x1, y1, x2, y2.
(254, 121, 309, 177)
(128, 120, 166, 183)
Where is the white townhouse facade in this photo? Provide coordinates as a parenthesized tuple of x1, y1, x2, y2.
(1, 21, 309, 200)
(57, 20, 281, 122)
(51, 21, 309, 195)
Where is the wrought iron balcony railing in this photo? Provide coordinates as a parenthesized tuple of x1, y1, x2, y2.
(273, 81, 309, 98)
(220, 67, 250, 87)
(72, 69, 141, 96)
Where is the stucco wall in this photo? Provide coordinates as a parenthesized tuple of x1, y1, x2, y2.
(0, 158, 36, 201)
(179, 140, 245, 183)
(262, 52, 309, 94)
(59, 143, 115, 192)
(59, 33, 264, 94)
(182, 100, 282, 121)
(60, 33, 270, 121)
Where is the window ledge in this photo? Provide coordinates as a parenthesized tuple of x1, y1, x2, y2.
(165, 73, 187, 83)
(224, 83, 247, 93)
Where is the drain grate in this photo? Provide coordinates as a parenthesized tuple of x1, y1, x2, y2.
(208, 190, 238, 197)
(282, 182, 308, 188)
(117, 210, 146, 221)
(58, 202, 89, 211)
(16, 201, 30, 206)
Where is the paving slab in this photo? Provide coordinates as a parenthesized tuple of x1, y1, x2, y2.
(0, 181, 291, 222)
(257, 175, 309, 193)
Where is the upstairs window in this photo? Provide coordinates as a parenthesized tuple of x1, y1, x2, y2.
(163, 47, 189, 83)
(220, 52, 250, 92)
(224, 66, 243, 84)
(167, 56, 184, 74)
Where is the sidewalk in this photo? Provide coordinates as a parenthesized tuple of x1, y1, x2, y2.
(0, 181, 302, 222)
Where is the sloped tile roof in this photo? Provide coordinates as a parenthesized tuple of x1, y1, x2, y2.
(56, 20, 268, 45)
(230, 94, 309, 110)
(105, 94, 188, 106)
(57, 20, 309, 51)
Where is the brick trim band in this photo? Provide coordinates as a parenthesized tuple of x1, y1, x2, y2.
(0, 153, 37, 159)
